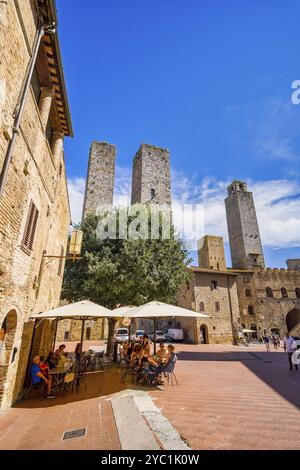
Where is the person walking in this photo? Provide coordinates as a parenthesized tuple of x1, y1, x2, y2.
(283, 332, 298, 370)
(263, 335, 270, 352)
(272, 335, 278, 351)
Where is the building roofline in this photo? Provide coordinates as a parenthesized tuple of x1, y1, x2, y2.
(189, 266, 239, 276)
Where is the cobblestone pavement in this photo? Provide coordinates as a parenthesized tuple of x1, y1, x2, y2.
(1, 343, 300, 450)
(150, 343, 300, 450)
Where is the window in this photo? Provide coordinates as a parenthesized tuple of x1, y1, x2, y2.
(150, 188, 156, 199)
(243, 276, 250, 283)
(281, 287, 288, 299)
(248, 305, 255, 315)
(58, 246, 64, 277)
(21, 201, 39, 254)
(64, 331, 69, 341)
(211, 280, 218, 290)
(199, 302, 205, 312)
(245, 289, 251, 297)
(215, 302, 220, 312)
(266, 287, 273, 298)
(86, 327, 91, 340)
(30, 67, 41, 105)
(45, 118, 53, 146)
(296, 288, 300, 299)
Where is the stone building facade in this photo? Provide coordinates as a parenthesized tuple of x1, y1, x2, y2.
(82, 141, 116, 219)
(225, 180, 265, 270)
(224, 180, 300, 338)
(131, 144, 171, 206)
(230, 266, 300, 338)
(176, 267, 240, 344)
(197, 235, 226, 271)
(0, 0, 72, 410)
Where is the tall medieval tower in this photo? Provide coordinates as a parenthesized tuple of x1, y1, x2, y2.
(82, 141, 116, 219)
(131, 144, 171, 205)
(225, 180, 265, 269)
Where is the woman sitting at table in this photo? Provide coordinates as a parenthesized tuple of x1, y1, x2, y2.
(39, 356, 50, 378)
(158, 344, 176, 375)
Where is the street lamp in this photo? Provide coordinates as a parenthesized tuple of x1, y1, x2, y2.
(34, 228, 83, 292)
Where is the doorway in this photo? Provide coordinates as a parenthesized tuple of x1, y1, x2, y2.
(199, 324, 209, 344)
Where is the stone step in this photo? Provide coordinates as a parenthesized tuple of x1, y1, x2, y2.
(111, 395, 161, 450)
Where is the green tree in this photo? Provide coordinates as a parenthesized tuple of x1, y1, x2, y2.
(62, 207, 191, 353)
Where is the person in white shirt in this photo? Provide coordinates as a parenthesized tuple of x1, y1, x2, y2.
(283, 332, 298, 370)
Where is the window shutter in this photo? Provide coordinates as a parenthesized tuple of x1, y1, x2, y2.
(21, 201, 39, 254)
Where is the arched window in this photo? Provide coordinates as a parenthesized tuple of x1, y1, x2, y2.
(295, 288, 300, 299)
(245, 289, 251, 297)
(199, 302, 205, 312)
(266, 287, 273, 298)
(248, 305, 255, 315)
(281, 287, 288, 299)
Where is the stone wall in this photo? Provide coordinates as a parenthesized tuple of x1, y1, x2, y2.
(82, 141, 116, 219)
(225, 181, 265, 269)
(177, 269, 240, 344)
(198, 235, 227, 271)
(0, 0, 71, 409)
(234, 268, 300, 337)
(56, 318, 108, 343)
(131, 144, 171, 205)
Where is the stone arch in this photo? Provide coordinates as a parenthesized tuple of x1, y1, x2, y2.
(266, 287, 273, 298)
(0, 309, 19, 407)
(199, 324, 209, 344)
(281, 287, 288, 299)
(286, 308, 300, 333)
(0, 302, 23, 410)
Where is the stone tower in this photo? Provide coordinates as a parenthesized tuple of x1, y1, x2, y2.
(225, 180, 265, 269)
(131, 144, 171, 205)
(82, 141, 116, 219)
(198, 235, 226, 270)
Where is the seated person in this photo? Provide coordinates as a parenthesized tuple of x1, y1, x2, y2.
(30, 356, 54, 398)
(46, 350, 57, 370)
(54, 344, 66, 360)
(156, 343, 167, 364)
(130, 344, 142, 367)
(75, 343, 81, 363)
(158, 344, 176, 374)
(39, 356, 49, 378)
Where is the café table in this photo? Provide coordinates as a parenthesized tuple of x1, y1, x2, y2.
(49, 364, 72, 394)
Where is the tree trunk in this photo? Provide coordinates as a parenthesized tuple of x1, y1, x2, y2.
(106, 318, 117, 356)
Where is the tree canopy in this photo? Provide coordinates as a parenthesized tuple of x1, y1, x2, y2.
(62, 207, 191, 309)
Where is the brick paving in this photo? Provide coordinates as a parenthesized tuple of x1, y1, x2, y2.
(150, 343, 300, 450)
(0, 369, 123, 450)
(1, 343, 300, 449)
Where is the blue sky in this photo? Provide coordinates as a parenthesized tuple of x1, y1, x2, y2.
(56, 0, 300, 267)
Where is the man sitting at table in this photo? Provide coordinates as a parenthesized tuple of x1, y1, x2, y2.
(30, 356, 55, 399)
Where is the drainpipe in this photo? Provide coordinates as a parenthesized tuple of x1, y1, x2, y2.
(0, 23, 55, 196)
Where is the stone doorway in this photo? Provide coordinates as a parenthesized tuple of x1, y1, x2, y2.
(286, 308, 300, 334)
(199, 324, 209, 344)
(0, 310, 18, 405)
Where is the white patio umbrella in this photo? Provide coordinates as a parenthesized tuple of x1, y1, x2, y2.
(30, 300, 114, 353)
(126, 300, 210, 353)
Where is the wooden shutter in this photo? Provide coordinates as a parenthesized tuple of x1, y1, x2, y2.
(21, 201, 39, 254)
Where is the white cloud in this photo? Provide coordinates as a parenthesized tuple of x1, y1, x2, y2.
(68, 177, 85, 225)
(68, 170, 300, 250)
